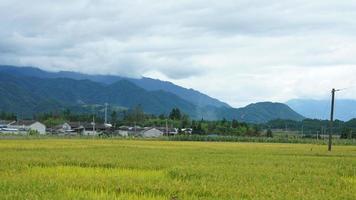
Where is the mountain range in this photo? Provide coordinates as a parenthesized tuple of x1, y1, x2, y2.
(0, 65, 229, 108)
(0, 65, 305, 123)
(287, 99, 356, 121)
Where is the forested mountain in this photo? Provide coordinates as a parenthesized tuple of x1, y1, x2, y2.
(197, 102, 305, 123)
(287, 99, 356, 121)
(0, 66, 305, 123)
(0, 65, 229, 108)
(0, 72, 197, 117)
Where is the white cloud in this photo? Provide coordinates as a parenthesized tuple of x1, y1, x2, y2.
(1, 0, 356, 107)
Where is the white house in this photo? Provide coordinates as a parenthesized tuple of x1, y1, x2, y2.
(9, 120, 46, 135)
(117, 126, 129, 137)
(141, 128, 164, 138)
(54, 122, 106, 136)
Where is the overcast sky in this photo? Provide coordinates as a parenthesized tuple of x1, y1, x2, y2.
(1, 0, 356, 107)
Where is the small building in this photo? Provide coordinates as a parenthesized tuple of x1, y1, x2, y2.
(54, 122, 107, 136)
(0, 120, 18, 133)
(141, 128, 164, 138)
(117, 126, 130, 137)
(52, 122, 75, 135)
(82, 122, 107, 136)
(181, 128, 193, 134)
(0, 120, 12, 126)
(9, 120, 46, 135)
(157, 127, 179, 135)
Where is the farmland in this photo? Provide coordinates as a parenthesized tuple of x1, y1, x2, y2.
(0, 139, 355, 199)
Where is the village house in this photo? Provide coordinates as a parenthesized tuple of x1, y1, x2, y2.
(54, 122, 107, 136)
(0, 120, 18, 133)
(117, 126, 145, 137)
(52, 122, 75, 135)
(8, 120, 46, 135)
(181, 128, 193, 134)
(116, 126, 130, 137)
(0, 120, 11, 128)
(157, 127, 179, 135)
(116, 126, 180, 137)
(140, 127, 164, 138)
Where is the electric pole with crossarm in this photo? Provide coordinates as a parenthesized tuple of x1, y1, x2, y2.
(328, 88, 339, 151)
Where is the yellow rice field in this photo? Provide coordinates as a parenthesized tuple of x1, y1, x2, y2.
(0, 139, 355, 199)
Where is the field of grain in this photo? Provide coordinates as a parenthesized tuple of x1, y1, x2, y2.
(0, 139, 355, 199)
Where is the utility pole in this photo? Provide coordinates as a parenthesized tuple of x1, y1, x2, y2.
(91, 106, 96, 137)
(328, 88, 336, 151)
(166, 119, 168, 136)
(104, 103, 108, 125)
(92, 115, 95, 135)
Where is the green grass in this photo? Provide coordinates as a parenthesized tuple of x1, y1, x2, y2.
(0, 139, 355, 199)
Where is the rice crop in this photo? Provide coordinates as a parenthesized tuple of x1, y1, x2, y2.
(0, 139, 355, 199)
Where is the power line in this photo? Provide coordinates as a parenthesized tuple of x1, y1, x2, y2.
(336, 85, 356, 91)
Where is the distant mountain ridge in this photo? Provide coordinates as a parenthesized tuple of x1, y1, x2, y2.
(287, 99, 356, 121)
(0, 72, 198, 117)
(0, 65, 305, 123)
(0, 65, 230, 108)
(198, 102, 305, 123)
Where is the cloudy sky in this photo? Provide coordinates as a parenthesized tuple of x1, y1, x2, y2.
(1, 0, 356, 107)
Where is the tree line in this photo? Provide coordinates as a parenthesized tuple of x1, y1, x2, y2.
(2, 107, 356, 139)
(265, 118, 356, 139)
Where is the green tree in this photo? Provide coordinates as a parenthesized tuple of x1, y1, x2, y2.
(169, 108, 182, 120)
(124, 105, 146, 125)
(28, 129, 39, 136)
(180, 114, 191, 128)
(266, 128, 273, 138)
(341, 127, 352, 139)
(232, 119, 239, 128)
(111, 111, 118, 127)
(0, 112, 17, 121)
(159, 114, 166, 120)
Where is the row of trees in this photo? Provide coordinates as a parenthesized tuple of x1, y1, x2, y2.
(265, 119, 356, 139)
(0, 112, 16, 121)
(120, 106, 263, 136)
(2, 106, 263, 136)
(4, 106, 356, 138)
(190, 119, 263, 136)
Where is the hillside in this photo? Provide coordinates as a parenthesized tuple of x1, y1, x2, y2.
(0, 65, 229, 108)
(198, 102, 305, 123)
(287, 99, 356, 121)
(0, 66, 305, 123)
(0, 72, 197, 117)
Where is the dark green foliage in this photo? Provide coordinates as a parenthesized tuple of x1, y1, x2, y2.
(123, 105, 146, 125)
(0, 65, 230, 108)
(0, 112, 16, 121)
(192, 120, 205, 135)
(266, 129, 273, 138)
(189, 119, 253, 136)
(265, 118, 356, 137)
(36, 110, 104, 128)
(28, 130, 39, 136)
(169, 108, 182, 120)
(196, 102, 305, 123)
(340, 127, 355, 139)
(0, 69, 305, 123)
(0, 72, 197, 118)
(111, 111, 118, 127)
